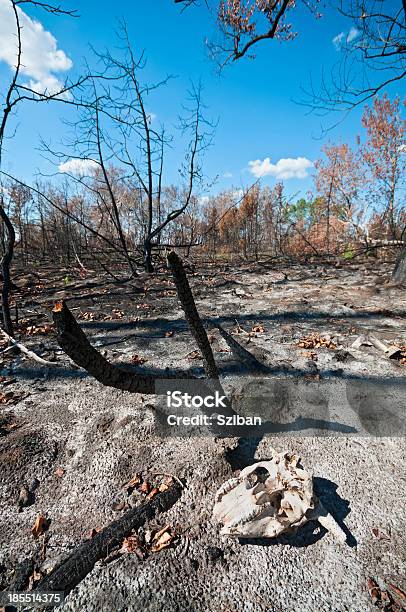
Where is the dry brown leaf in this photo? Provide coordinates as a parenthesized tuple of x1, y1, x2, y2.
(124, 473, 141, 492)
(55, 467, 65, 478)
(120, 534, 144, 556)
(301, 350, 318, 361)
(297, 334, 337, 350)
(366, 577, 381, 605)
(371, 526, 391, 541)
(103, 309, 125, 321)
(158, 482, 169, 492)
(0, 391, 18, 405)
(79, 311, 95, 321)
(130, 354, 148, 365)
(252, 325, 265, 333)
(19, 322, 54, 336)
(146, 487, 159, 501)
(165, 331, 174, 338)
(1, 421, 18, 432)
(31, 514, 50, 538)
(150, 525, 174, 553)
(187, 350, 201, 360)
(139, 481, 151, 494)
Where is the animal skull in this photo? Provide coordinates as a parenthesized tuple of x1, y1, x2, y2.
(213, 452, 346, 542)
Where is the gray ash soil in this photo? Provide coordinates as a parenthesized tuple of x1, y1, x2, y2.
(0, 257, 405, 611)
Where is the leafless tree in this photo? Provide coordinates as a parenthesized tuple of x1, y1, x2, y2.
(303, 0, 406, 111)
(0, 0, 92, 335)
(46, 27, 214, 273)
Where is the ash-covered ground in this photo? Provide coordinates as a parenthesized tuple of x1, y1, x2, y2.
(0, 257, 405, 611)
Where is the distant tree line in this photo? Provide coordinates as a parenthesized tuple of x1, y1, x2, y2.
(1, 94, 404, 274)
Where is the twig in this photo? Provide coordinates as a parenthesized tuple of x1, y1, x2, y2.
(1, 329, 57, 366)
(151, 472, 185, 489)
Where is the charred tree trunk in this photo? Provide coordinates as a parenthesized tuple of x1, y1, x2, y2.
(143, 237, 154, 273)
(52, 301, 186, 394)
(167, 250, 218, 379)
(35, 481, 182, 597)
(393, 246, 406, 283)
(0, 203, 16, 335)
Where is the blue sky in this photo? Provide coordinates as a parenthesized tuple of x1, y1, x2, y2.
(0, 0, 404, 199)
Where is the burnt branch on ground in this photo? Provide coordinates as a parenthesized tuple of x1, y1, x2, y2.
(34, 481, 183, 597)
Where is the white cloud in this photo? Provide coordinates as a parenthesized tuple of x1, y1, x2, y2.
(333, 32, 345, 49)
(248, 157, 314, 180)
(223, 171, 233, 178)
(346, 27, 359, 43)
(58, 159, 99, 176)
(333, 27, 360, 49)
(0, 0, 72, 96)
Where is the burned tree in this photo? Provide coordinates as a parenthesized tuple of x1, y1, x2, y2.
(0, 0, 89, 335)
(175, 0, 321, 65)
(50, 28, 213, 273)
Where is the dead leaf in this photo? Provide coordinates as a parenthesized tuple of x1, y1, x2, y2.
(103, 309, 125, 321)
(187, 350, 201, 360)
(158, 482, 169, 492)
(150, 525, 175, 553)
(146, 487, 159, 501)
(31, 514, 50, 538)
(79, 311, 95, 321)
(120, 534, 144, 558)
(19, 321, 54, 336)
(87, 527, 102, 539)
(130, 354, 148, 365)
(139, 481, 151, 495)
(366, 577, 397, 609)
(301, 350, 318, 361)
(0, 391, 20, 405)
(297, 334, 336, 350)
(124, 473, 141, 493)
(165, 331, 174, 338)
(252, 325, 265, 333)
(372, 526, 391, 541)
(55, 467, 65, 478)
(366, 577, 381, 606)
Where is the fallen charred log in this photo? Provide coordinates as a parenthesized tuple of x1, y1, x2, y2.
(34, 481, 183, 597)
